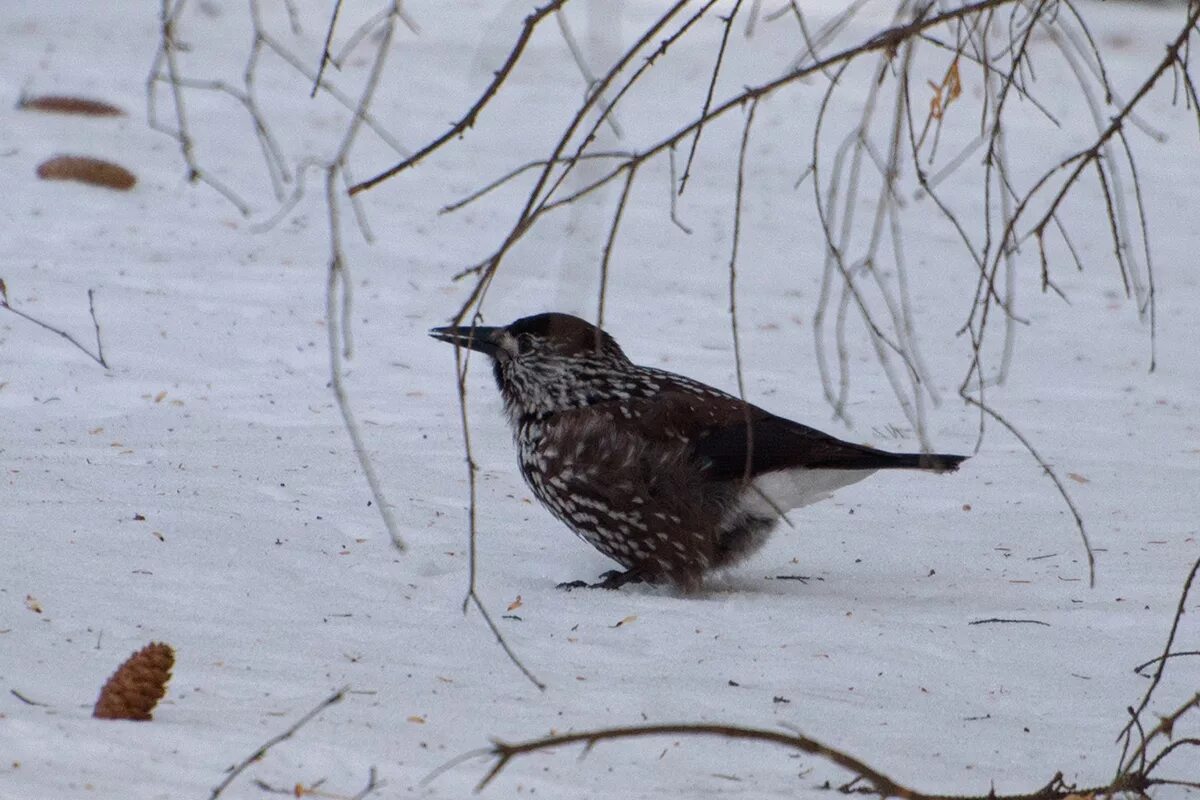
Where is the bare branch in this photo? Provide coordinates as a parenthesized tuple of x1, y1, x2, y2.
(960, 395, 1094, 587)
(678, 0, 743, 196)
(440, 152, 633, 215)
(1126, 693, 1200, 782)
(477, 723, 928, 798)
(1118, 556, 1200, 766)
(209, 687, 347, 800)
(1008, 4, 1200, 283)
(350, 0, 569, 193)
(466, 591, 546, 691)
(554, 8, 623, 139)
(311, 0, 345, 97)
(596, 166, 637, 332)
(667, 144, 694, 234)
(446, 325, 546, 691)
(469, 722, 1148, 800)
(0, 281, 109, 369)
(320, 2, 409, 553)
(325, 176, 406, 553)
(149, 0, 252, 214)
(730, 98, 759, 482)
(1132, 650, 1200, 678)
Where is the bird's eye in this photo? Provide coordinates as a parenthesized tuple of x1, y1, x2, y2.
(517, 333, 535, 355)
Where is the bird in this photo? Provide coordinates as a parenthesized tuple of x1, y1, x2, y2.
(429, 312, 966, 592)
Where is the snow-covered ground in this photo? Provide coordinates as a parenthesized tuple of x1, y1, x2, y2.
(2, 2, 1197, 798)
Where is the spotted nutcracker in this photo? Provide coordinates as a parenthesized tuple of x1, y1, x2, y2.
(430, 312, 966, 592)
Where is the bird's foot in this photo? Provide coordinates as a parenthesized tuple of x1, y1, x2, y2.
(557, 569, 644, 591)
(555, 579, 589, 590)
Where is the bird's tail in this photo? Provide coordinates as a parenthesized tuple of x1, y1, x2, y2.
(883, 452, 968, 473)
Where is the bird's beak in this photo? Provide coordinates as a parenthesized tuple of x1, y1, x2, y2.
(428, 324, 504, 358)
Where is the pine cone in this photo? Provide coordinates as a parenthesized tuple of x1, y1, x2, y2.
(93, 642, 175, 721)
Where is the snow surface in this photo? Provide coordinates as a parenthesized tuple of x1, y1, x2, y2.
(2, 2, 1198, 798)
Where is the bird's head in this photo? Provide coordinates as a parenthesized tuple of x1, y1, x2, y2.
(429, 312, 633, 420)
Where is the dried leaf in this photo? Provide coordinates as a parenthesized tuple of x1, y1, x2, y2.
(37, 155, 136, 191)
(1067, 473, 1090, 484)
(946, 59, 962, 103)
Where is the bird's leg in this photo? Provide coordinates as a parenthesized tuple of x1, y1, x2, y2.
(556, 568, 644, 591)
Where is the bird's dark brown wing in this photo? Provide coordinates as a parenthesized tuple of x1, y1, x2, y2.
(690, 410, 939, 479)
(587, 390, 964, 481)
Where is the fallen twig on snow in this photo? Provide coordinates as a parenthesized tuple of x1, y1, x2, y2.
(209, 687, 350, 800)
(0, 280, 108, 368)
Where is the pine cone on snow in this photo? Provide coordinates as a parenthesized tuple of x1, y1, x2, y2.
(93, 642, 175, 721)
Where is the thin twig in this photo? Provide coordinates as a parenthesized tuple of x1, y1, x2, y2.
(961, 395, 1094, 587)
(1132, 650, 1200, 677)
(332, 7, 391, 67)
(9, 689, 48, 706)
(350, 0, 569, 193)
(477, 723, 928, 797)
(667, 145, 694, 234)
(148, 0, 407, 217)
(321, 3, 408, 553)
(349, 766, 383, 800)
(554, 8, 623, 138)
(86, 289, 107, 368)
(1143, 735, 1200, 779)
(325, 177, 406, 553)
(209, 687, 348, 800)
(993, 2, 1200, 320)
(312, 0, 346, 97)
(1122, 692, 1200, 782)
(255, 21, 408, 156)
(1117, 556, 1200, 765)
(0, 281, 109, 369)
(439, 152, 633, 215)
(596, 166, 637, 332)
(467, 592, 546, 691)
(730, 98, 758, 483)
(678, 0, 743, 196)
(447, 323, 546, 691)
(149, 0, 252, 214)
(407, 0, 710, 306)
